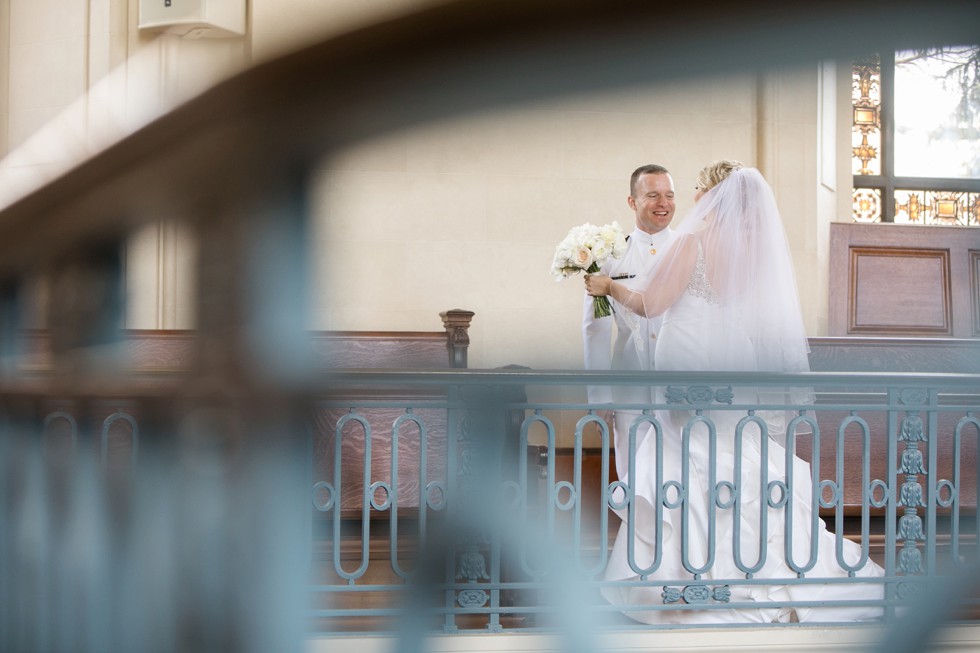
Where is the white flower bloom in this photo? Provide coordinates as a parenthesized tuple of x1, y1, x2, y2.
(550, 220, 626, 282)
(572, 246, 593, 269)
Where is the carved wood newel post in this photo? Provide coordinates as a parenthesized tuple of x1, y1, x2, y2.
(441, 309, 474, 369)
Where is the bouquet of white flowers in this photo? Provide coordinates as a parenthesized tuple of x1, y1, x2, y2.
(550, 221, 628, 318)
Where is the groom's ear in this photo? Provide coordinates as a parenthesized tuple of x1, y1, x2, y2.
(627, 195, 637, 211)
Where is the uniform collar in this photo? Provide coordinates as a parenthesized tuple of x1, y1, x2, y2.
(630, 228, 671, 247)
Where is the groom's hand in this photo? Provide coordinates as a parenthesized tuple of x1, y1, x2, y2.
(584, 273, 612, 296)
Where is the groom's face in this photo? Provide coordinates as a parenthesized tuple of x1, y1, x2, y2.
(629, 172, 675, 234)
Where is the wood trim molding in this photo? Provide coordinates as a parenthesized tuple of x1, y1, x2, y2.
(972, 250, 980, 337)
(15, 310, 474, 377)
(807, 336, 980, 373)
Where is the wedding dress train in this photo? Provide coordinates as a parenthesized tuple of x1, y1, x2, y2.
(601, 242, 885, 624)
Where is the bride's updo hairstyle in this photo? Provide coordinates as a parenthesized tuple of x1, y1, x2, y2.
(695, 159, 744, 192)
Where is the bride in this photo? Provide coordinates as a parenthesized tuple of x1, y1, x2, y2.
(584, 161, 885, 624)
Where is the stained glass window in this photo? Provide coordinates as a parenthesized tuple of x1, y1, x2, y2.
(851, 46, 980, 226)
(894, 190, 980, 226)
(852, 188, 882, 223)
(852, 55, 881, 176)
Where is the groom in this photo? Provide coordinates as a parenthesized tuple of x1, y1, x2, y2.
(583, 164, 675, 485)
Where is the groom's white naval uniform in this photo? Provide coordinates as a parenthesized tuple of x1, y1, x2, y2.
(583, 226, 672, 486)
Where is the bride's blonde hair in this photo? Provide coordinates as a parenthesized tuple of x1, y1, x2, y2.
(696, 159, 745, 192)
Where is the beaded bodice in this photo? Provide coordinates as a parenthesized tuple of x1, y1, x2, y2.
(686, 243, 719, 304)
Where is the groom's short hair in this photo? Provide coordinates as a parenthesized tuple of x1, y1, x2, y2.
(630, 164, 671, 196)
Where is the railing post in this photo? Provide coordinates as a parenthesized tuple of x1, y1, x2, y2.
(893, 386, 929, 609)
(180, 168, 312, 650)
(452, 383, 509, 632)
(443, 380, 460, 633)
(46, 242, 125, 384)
(0, 281, 17, 380)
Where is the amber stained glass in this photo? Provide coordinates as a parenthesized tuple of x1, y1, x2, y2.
(894, 190, 980, 226)
(852, 55, 882, 176)
(852, 188, 882, 223)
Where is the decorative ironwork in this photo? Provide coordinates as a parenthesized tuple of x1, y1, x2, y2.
(897, 581, 923, 600)
(457, 589, 489, 608)
(666, 385, 734, 405)
(452, 530, 493, 617)
(662, 587, 682, 603)
(682, 585, 711, 604)
(897, 396, 928, 576)
(662, 585, 731, 604)
(852, 54, 882, 176)
(712, 586, 732, 602)
(457, 544, 490, 583)
(899, 388, 929, 407)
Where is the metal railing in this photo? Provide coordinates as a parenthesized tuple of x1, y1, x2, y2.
(3, 368, 978, 642)
(306, 369, 980, 634)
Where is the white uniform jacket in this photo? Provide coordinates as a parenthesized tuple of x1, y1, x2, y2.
(583, 227, 673, 408)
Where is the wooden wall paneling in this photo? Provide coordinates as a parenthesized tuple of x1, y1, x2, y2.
(310, 332, 450, 369)
(829, 223, 980, 337)
(848, 246, 951, 335)
(828, 224, 850, 335)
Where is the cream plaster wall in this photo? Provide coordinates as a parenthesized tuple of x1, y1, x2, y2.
(0, 0, 9, 158)
(309, 70, 832, 372)
(7, 0, 87, 152)
(0, 0, 840, 347)
(757, 66, 823, 338)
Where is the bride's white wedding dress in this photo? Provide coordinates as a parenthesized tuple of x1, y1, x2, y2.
(601, 241, 885, 624)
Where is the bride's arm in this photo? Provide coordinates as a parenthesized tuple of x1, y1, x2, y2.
(585, 234, 698, 318)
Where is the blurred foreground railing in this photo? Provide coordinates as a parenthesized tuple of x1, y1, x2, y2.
(2, 365, 980, 645)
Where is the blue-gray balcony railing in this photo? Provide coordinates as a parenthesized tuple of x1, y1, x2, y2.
(306, 368, 980, 635)
(2, 366, 979, 646)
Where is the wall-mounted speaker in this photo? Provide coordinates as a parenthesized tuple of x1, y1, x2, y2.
(139, 0, 246, 38)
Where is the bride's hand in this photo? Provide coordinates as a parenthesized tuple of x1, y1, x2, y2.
(584, 273, 612, 297)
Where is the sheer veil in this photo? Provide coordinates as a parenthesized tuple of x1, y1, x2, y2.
(624, 167, 814, 427)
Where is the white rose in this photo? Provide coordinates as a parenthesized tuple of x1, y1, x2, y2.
(572, 246, 594, 269)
